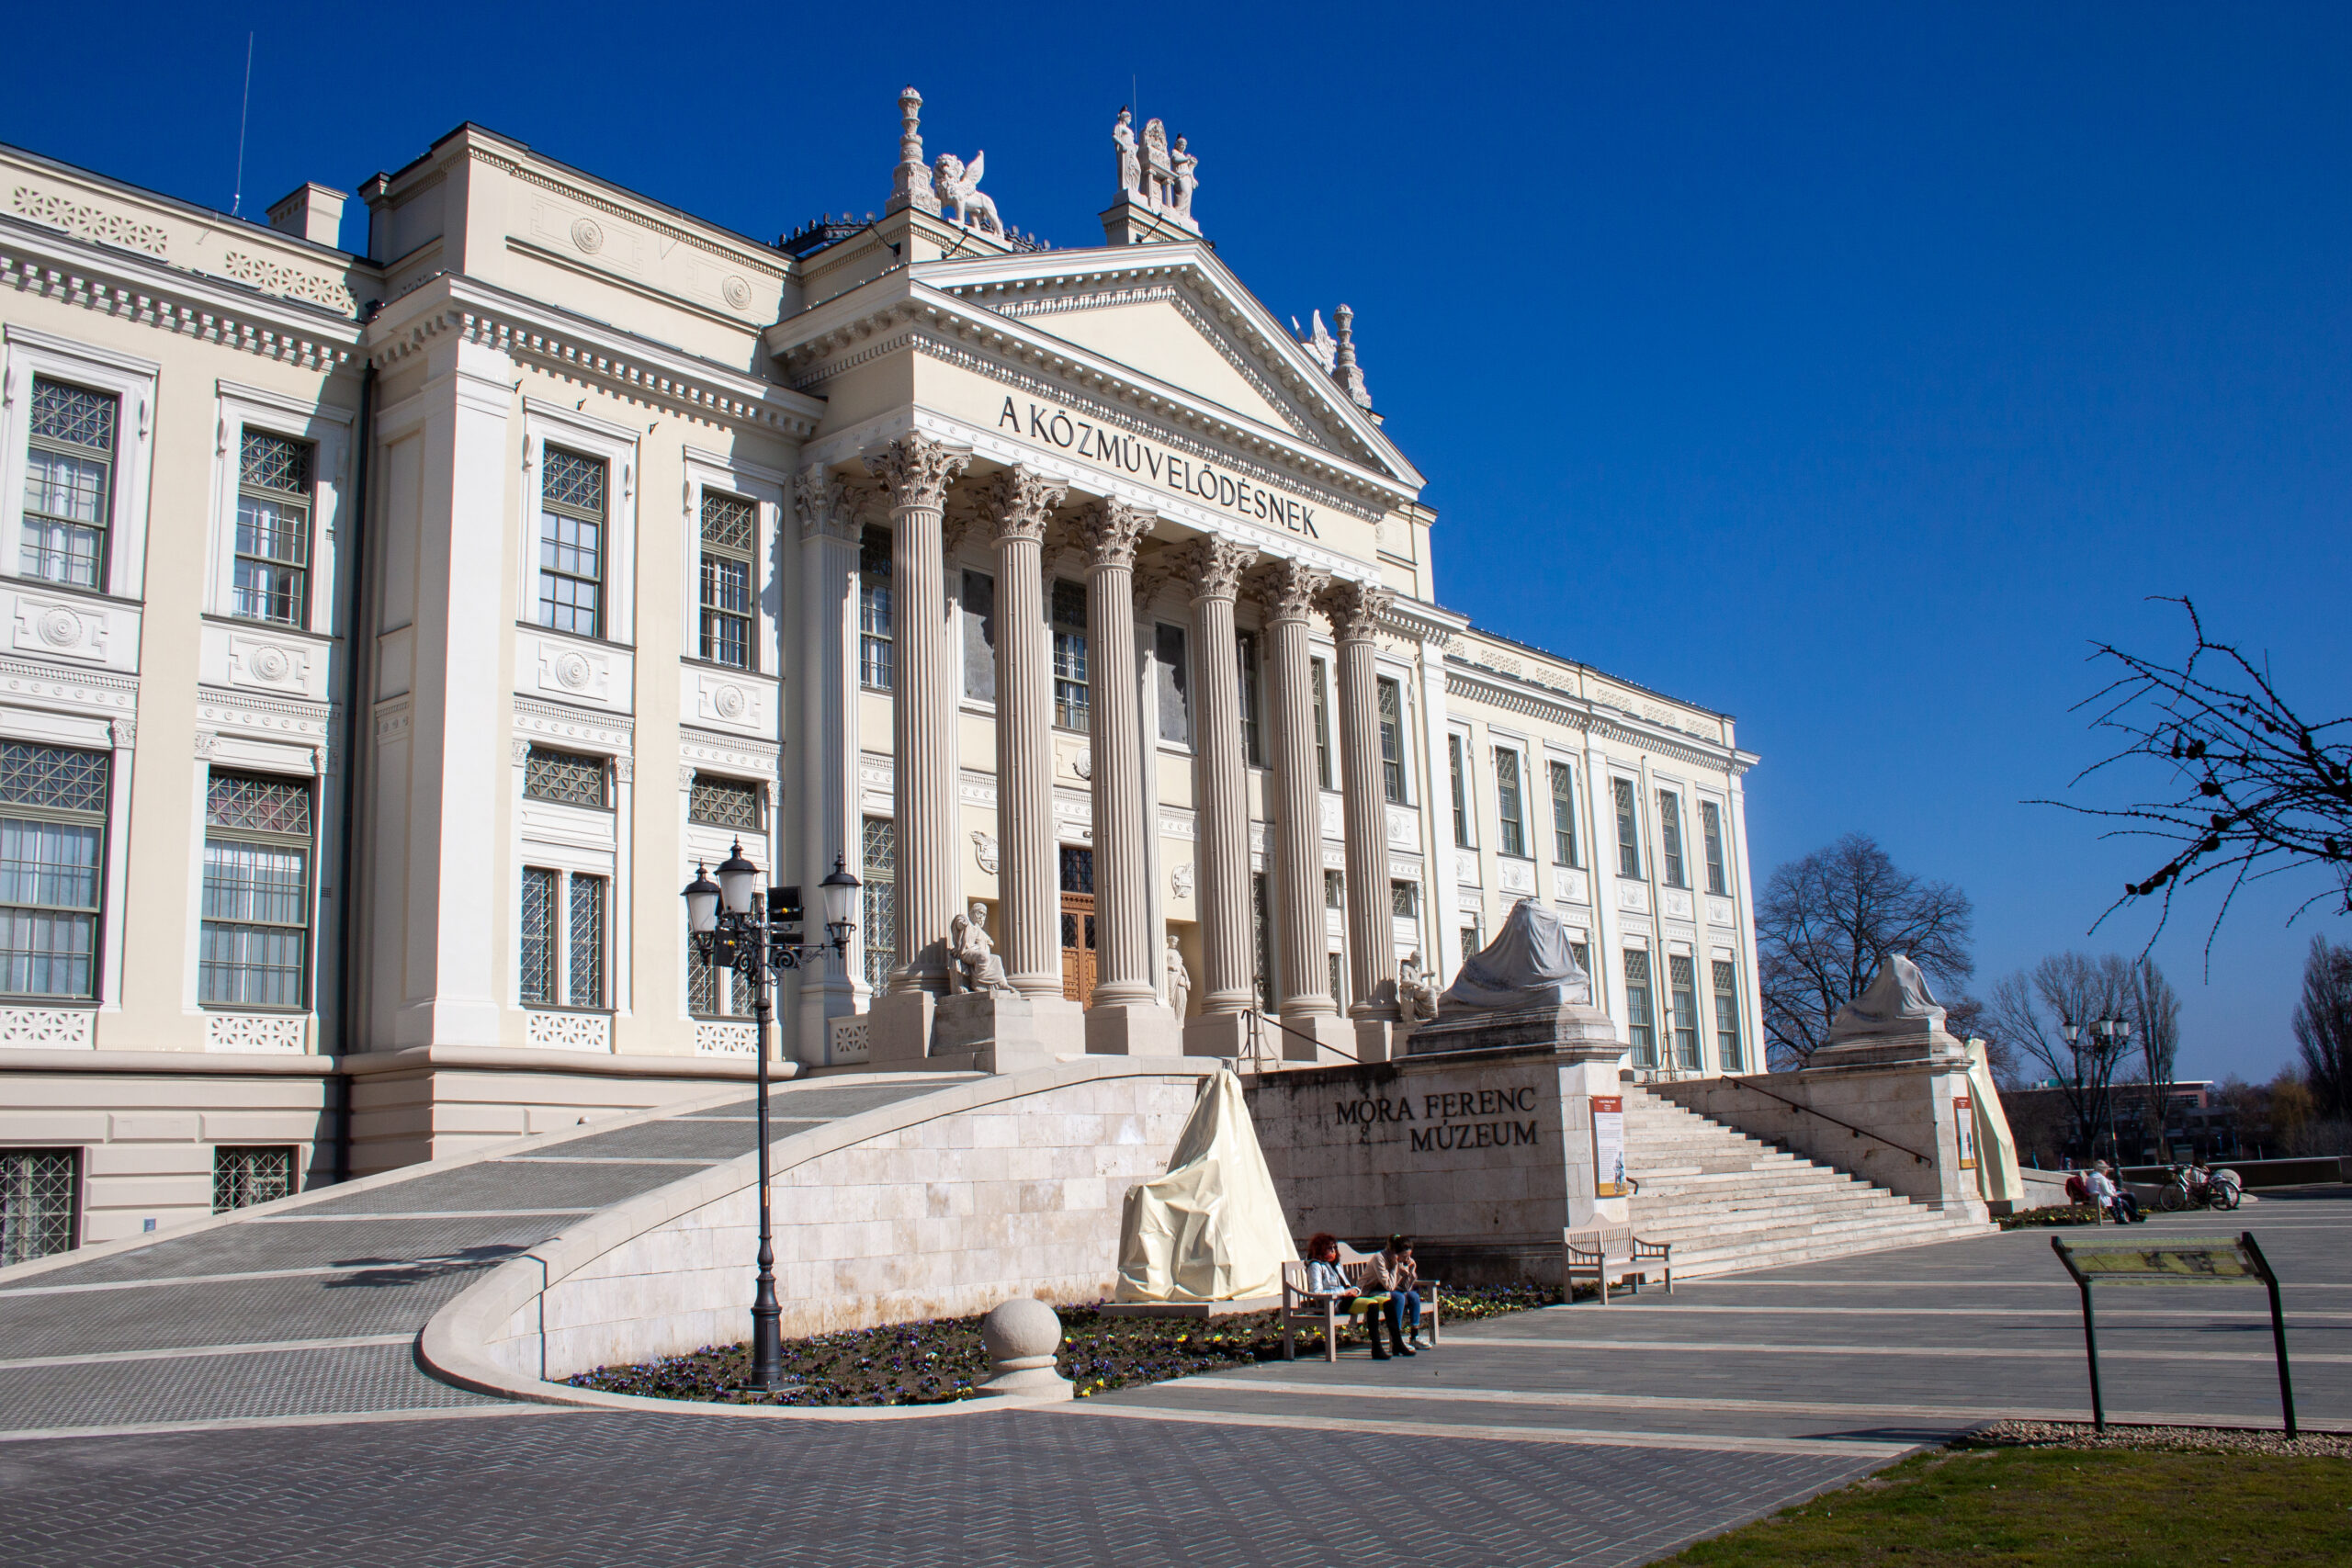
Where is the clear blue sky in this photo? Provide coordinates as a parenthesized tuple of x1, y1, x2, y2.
(10, 3, 2346, 1083)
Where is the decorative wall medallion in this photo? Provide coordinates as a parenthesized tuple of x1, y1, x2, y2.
(1170, 861, 1194, 899)
(1072, 750, 1092, 781)
(721, 276, 752, 310)
(1617, 880, 1651, 915)
(1705, 895, 1736, 928)
(1662, 888, 1696, 921)
(1498, 858, 1537, 897)
(571, 217, 605, 254)
(971, 830, 999, 875)
(34, 607, 80, 649)
(248, 645, 291, 682)
(553, 651, 593, 691)
(712, 683, 746, 719)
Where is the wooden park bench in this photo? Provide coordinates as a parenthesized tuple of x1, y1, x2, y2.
(1563, 1224, 1673, 1304)
(1280, 1241, 1444, 1361)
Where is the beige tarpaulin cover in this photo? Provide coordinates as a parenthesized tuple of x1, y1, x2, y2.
(1965, 1040, 2025, 1207)
(1112, 1069, 1292, 1304)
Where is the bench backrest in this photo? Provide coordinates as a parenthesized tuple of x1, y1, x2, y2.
(1564, 1224, 1634, 1261)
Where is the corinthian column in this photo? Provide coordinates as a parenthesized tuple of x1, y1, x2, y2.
(866, 434, 967, 1003)
(978, 465, 1066, 999)
(793, 467, 867, 1064)
(1074, 498, 1178, 1055)
(1250, 557, 1351, 1061)
(1322, 578, 1399, 1058)
(1171, 535, 1257, 1055)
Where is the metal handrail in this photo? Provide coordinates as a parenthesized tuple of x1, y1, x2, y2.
(1237, 1007, 1363, 1071)
(1698, 1074, 1934, 1167)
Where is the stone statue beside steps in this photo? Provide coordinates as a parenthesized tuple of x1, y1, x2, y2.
(1396, 951, 1439, 1025)
(948, 902, 1014, 996)
(1439, 899, 1594, 1011)
(1824, 953, 1947, 1043)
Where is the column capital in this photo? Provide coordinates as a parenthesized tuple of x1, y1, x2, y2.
(1072, 497, 1156, 571)
(978, 464, 1068, 545)
(795, 466, 866, 543)
(1317, 578, 1394, 644)
(1132, 555, 1175, 610)
(1246, 556, 1329, 625)
(1170, 534, 1259, 604)
(867, 434, 968, 512)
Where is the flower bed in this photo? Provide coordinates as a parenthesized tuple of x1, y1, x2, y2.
(564, 1281, 1557, 1407)
(1996, 1202, 2105, 1230)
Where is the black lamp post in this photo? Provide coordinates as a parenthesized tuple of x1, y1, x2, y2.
(683, 843, 859, 1391)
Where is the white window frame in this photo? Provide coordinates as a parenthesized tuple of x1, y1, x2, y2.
(680, 761, 774, 1022)
(1, 327, 159, 601)
(1491, 742, 1531, 861)
(1448, 728, 1477, 850)
(190, 760, 320, 1016)
(680, 447, 785, 677)
(204, 382, 352, 637)
(518, 400, 640, 646)
(511, 732, 628, 1015)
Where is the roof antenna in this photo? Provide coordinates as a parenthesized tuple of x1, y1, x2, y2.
(230, 31, 254, 217)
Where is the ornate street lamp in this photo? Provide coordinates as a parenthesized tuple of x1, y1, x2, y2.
(682, 844, 858, 1391)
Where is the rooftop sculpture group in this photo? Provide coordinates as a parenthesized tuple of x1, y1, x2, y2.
(1112, 107, 1200, 231)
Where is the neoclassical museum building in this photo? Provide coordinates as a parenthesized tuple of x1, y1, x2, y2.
(0, 91, 1760, 1257)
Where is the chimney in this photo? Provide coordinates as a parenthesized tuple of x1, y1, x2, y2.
(266, 183, 348, 249)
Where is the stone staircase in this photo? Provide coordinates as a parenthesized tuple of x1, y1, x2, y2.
(1623, 1085, 1993, 1276)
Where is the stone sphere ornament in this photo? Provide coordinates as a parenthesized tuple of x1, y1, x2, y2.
(978, 1298, 1072, 1400)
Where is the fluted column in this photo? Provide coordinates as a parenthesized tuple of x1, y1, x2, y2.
(867, 434, 968, 994)
(979, 465, 1066, 998)
(1173, 536, 1259, 1033)
(1250, 558, 1335, 1025)
(1074, 499, 1158, 1010)
(1322, 579, 1399, 1033)
(793, 468, 867, 1059)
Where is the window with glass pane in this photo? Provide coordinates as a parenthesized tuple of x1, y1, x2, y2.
(1449, 733, 1472, 848)
(199, 772, 311, 1009)
(688, 773, 761, 830)
(1377, 678, 1407, 804)
(1048, 580, 1091, 731)
(689, 951, 753, 1018)
(567, 874, 605, 1007)
(2, 1147, 78, 1264)
(1251, 872, 1276, 1010)
(1713, 960, 1745, 1072)
(22, 378, 115, 587)
(0, 742, 107, 999)
(1548, 761, 1580, 867)
(862, 817, 898, 994)
(1669, 953, 1702, 1069)
(1657, 790, 1688, 888)
(961, 570, 996, 702)
(1623, 949, 1657, 1066)
(698, 491, 756, 669)
(1390, 880, 1419, 919)
(1238, 632, 1263, 766)
(1570, 941, 1591, 986)
(519, 867, 557, 1004)
(212, 1145, 296, 1213)
(1494, 748, 1527, 858)
(1461, 923, 1482, 962)
(1155, 624, 1190, 745)
(859, 527, 894, 690)
(525, 747, 606, 807)
(1612, 778, 1643, 879)
(1328, 950, 1345, 1010)
(1324, 869, 1343, 910)
(232, 431, 312, 626)
(1701, 800, 1729, 896)
(1311, 658, 1333, 789)
(537, 447, 605, 637)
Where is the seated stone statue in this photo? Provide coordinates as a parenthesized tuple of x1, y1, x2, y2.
(1439, 899, 1594, 1012)
(1824, 953, 1947, 1043)
(1396, 951, 1440, 1025)
(947, 901, 1013, 996)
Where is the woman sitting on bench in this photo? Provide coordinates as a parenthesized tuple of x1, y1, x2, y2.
(1302, 1233, 1408, 1359)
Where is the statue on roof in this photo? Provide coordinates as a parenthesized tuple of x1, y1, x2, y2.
(933, 151, 1001, 234)
(1295, 310, 1339, 373)
(1140, 118, 1174, 208)
(1114, 108, 1142, 200)
(1170, 135, 1199, 219)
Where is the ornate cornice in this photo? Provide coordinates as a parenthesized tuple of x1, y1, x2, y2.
(0, 235, 356, 375)
(1443, 664, 1746, 775)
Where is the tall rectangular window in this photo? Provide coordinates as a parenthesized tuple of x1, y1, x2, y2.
(1713, 960, 1746, 1072)
(858, 526, 893, 690)
(2, 1147, 79, 1264)
(689, 950, 752, 1018)
(1570, 940, 1591, 985)
(1328, 950, 1346, 1010)
(1449, 734, 1472, 848)
(1390, 880, 1419, 919)
(1251, 871, 1276, 1010)
(1324, 869, 1344, 910)
(1657, 789, 1688, 888)
(1461, 921, 1482, 961)
(961, 570, 996, 702)
(518, 867, 605, 1007)
(524, 747, 608, 808)
(1051, 580, 1090, 731)
(1549, 761, 1580, 867)
(22, 378, 116, 587)
(199, 772, 311, 1009)
(1238, 632, 1263, 766)
(1311, 658, 1333, 789)
(1668, 953, 1702, 1069)
(1377, 678, 1407, 803)
(233, 431, 312, 626)
(1701, 800, 1730, 897)
(1623, 949, 1657, 1067)
(862, 817, 898, 994)
(567, 875, 605, 1007)
(1155, 623, 1190, 745)
(1493, 748, 1527, 858)
(1612, 778, 1642, 879)
(698, 491, 756, 669)
(519, 867, 557, 1004)
(0, 742, 107, 998)
(688, 773, 761, 831)
(212, 1145, 297, 1213)
(537, 447, 605, 638)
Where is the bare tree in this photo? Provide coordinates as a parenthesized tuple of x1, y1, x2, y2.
(2126, 957, 2183, 1157)
(2049, 598, 2352, 954)
(1758, 833, 1974, 1069)
(1984, 953, 2133, 1161)
(2293, 934, 2352, 1122)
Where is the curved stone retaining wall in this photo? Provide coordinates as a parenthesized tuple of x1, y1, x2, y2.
(426, 1057, 1219, 1396)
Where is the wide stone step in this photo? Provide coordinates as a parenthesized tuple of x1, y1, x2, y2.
(1629, 1204, 1951, 1244)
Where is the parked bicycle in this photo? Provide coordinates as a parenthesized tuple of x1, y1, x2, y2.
(2155, 1162, 2244, 1212)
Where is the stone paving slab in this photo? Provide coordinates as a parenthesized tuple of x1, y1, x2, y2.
(13, 1216, 562, 1286)
(0, 1343, 501, 1434)
(0, 1265, 501, 1359)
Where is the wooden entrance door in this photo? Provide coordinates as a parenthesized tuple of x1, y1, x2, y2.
(1059, 847, 1097, 1005)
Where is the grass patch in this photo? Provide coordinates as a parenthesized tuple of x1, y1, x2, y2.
(565, 1281, 1556, 1407)
(1665, 1443, 2352, 1566)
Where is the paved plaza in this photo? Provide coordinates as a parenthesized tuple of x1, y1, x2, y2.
(2, 1092, 2344, 1565)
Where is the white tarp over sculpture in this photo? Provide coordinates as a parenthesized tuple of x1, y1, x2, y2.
(1112, 1069, 1292, 1304)
(1964, 1040, 2025, 1208)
